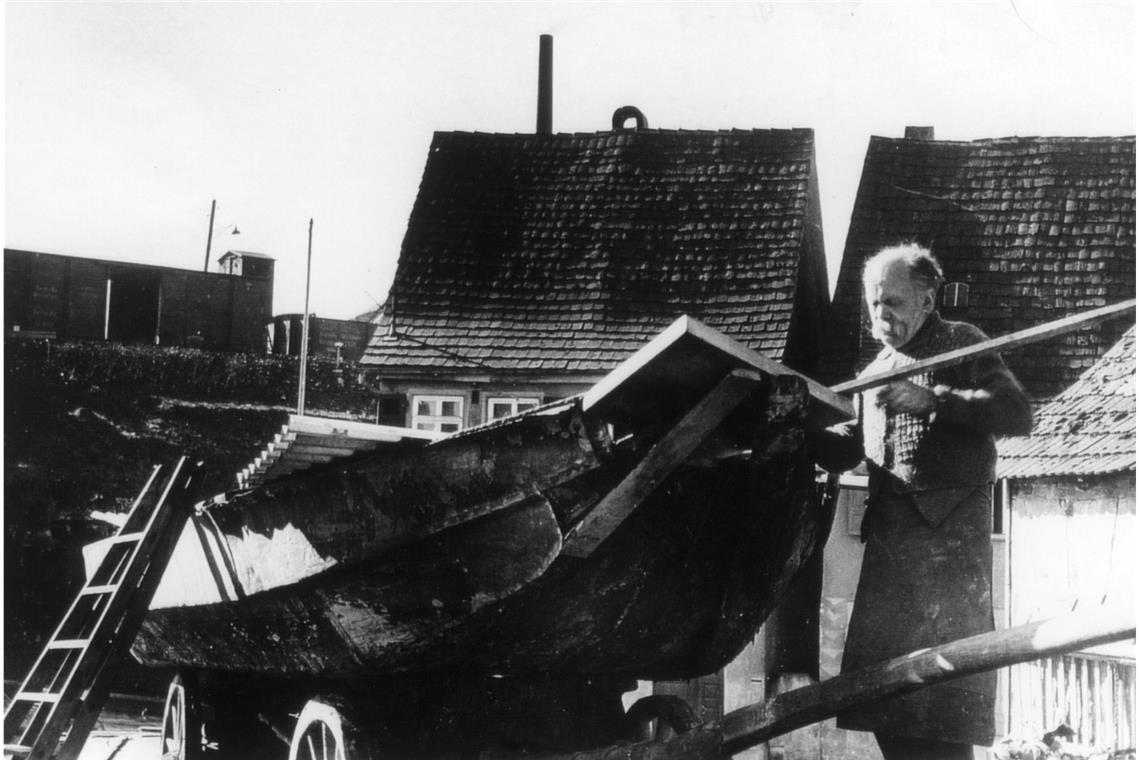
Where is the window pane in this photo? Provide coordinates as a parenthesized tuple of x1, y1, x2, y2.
(517, 402, 537, 412)
(441, 400, 459, 417)
(491, 402, 513, 418)
(441, 423, 460, 433)
(416, 422, 435, 431)
(417, 400, 433, 416)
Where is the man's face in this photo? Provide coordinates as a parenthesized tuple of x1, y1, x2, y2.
(864, 260, 935, 349)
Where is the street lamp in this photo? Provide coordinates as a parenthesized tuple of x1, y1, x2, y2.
(202, 199, 241, 272)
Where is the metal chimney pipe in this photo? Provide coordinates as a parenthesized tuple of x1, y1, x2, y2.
(537, 34, 553, 135)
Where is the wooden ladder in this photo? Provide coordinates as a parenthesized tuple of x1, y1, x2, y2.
(3, 457, 203, 760)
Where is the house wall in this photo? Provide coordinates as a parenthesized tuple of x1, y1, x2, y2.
(370, 376, 597, 429)
(1006, 474, 1134, 625)
(1003, 473, 1135, 749)
(4, 249, 273, 354)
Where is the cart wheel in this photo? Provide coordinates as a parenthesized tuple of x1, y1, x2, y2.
(624, 695, 698, 743)
(161, 672, 203, 760)
(288, 696, 371, 760)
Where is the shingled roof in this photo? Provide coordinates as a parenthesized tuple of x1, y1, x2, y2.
(998, 326, 1134, 480)
(361, 128, 829, 377)
(819, 133, 1135, 399)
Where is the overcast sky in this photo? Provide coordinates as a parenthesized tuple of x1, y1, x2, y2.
(5, 2, 1135, 319)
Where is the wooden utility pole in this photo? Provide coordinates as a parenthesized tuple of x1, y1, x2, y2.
(203, 199, 216, 272)
(297, 218, 314, 415)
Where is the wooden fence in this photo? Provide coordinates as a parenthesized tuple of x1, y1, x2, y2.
(1007, 651, 1135, 750)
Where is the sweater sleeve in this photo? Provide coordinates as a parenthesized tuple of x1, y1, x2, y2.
(931, 343, 1034, 438)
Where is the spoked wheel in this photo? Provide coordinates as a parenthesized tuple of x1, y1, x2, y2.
(161, 672, 203, 760)
(288, 696, 370, 760)
(624, 695, 698, 743)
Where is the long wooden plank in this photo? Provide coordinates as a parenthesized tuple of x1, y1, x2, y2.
(288, 414, 443, 442)
(833, 299, 1135, 396)
(290, 434, 387, 451)
(717, 605, 1135, 755)
(562, 368, 765, 558)
(515, 606, 1134, 760)
(235, 417, 443, 488)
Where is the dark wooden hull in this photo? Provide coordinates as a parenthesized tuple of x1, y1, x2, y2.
(132, 405, 827, 680)
(129, 318, 846, 680)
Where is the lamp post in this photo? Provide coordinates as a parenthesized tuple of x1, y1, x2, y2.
(202, 199, 241, 272)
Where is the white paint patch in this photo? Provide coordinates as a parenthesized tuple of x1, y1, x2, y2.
(228, 522, 339, 595)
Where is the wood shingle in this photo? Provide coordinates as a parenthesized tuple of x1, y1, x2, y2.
(819, 134, 1135, 398)
(361, 127, 828, 379)
(998, 326, 1135, 480)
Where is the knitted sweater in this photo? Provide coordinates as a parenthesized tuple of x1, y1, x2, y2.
(816, 313, 1034, 499)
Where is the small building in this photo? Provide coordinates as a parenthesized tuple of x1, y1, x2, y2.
(270, 313, 373, 363)
(217, 249, 275, 280)
(996, 326, 1135, 752)
(3, 248, 274, 353)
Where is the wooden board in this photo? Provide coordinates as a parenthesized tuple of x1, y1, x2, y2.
(582, 315, 853, 427)
(236, 415, 442, 488)
(833, 299, 1136, 395)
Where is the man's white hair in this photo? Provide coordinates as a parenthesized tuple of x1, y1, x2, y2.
(863, 243, 944, 293)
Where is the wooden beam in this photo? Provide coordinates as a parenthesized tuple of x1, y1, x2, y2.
(234, 417, 443, 489)
(510, 606, 1134, 760)
(562, 369, 765, 558)
(288, 414, 443, 443)
(717, 605, 1135, 755)
(833, 299, 1135, 396)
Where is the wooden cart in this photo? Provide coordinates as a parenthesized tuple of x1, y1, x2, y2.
(154, 607, 1133, 760)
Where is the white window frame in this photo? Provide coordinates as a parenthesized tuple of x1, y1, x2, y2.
(485, 396, 541, 422)
(412, 394, 464, 433)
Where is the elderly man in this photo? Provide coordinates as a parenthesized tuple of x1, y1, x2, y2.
(815, 243, 1034, 760)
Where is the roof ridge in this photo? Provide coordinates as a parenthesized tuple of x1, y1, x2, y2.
(868, 133, 1135, 146)
(436, 127, 816, 140)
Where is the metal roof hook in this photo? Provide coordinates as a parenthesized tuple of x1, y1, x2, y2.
(612, 106, 648, 131)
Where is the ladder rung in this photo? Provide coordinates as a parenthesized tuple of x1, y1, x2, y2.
(80, 584, 120, 596)
(46, 638, 92, 650)
(14, 691, 62, 704)
(110, 531, 144, 544)
(4, 743, 34, 756)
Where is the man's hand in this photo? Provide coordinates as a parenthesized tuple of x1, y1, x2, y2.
(872, 380, 937, 415)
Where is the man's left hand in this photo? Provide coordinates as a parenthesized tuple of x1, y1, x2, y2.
(872, 380, 937, 415)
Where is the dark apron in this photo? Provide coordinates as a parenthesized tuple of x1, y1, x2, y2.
(837, 478, 997, 746)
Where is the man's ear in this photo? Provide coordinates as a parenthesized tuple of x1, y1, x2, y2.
(922, 288, 936, 314)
